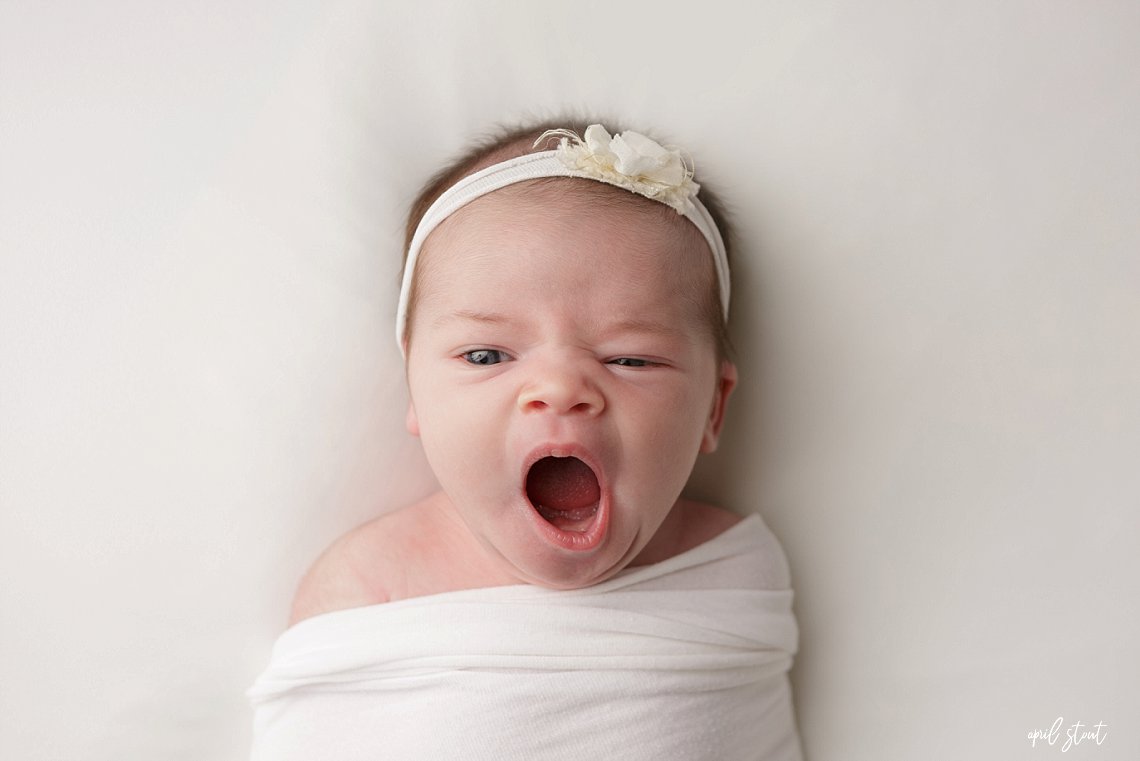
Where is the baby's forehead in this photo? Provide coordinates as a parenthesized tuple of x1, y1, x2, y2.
(417, 180, 714, 315)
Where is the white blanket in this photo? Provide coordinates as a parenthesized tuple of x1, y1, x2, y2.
(246, 514, 802, 760)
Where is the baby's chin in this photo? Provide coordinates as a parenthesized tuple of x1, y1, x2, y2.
(504, 548, 634, 591)
(508, 506, 675, 590)
(440, 469, 673, 589)
(466, 505, 639, 591)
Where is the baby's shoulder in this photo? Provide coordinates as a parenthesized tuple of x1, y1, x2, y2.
(677, 499, 745, 552)
(287, 500, 431, 627)
(678, 500, 790, 588)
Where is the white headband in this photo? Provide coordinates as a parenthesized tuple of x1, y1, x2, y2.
(396, 125, 730, 352)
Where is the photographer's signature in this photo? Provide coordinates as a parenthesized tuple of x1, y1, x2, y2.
(1028, 717, 1108, 751)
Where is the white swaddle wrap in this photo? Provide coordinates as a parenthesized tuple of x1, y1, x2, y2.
(247, 513, 802, 760)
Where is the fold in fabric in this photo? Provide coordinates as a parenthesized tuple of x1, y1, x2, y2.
(247, 514, 802, 760)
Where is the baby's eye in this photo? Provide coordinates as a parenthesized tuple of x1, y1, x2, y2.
(462, 349, 510, 366)
(608, 357, 651, 368)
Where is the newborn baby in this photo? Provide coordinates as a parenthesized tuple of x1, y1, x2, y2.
(292, 123, 740, 613)
(248, 122, 802, 760)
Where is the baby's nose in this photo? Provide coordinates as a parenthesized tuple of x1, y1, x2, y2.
(517, 359, 605, 417)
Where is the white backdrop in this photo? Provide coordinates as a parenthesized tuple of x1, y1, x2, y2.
(2, 1, 1137, 759)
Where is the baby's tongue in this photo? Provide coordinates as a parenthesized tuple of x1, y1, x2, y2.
(526, 456, 600, 511)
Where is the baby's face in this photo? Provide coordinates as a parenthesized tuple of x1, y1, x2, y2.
(404, 184, 734, 589)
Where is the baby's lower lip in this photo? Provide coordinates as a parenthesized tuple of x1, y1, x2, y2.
(528, 497, 608, 551)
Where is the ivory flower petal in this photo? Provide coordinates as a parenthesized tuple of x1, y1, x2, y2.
(540, 124, 700, 214)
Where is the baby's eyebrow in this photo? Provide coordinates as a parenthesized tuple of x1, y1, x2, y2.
(433, 309, 518, 328)
(599, 317, 689, 341)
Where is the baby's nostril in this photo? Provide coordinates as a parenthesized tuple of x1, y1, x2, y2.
(517, 373, 604, 414)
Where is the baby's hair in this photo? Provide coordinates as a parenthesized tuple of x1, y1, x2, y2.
(401, 117, 736, 362)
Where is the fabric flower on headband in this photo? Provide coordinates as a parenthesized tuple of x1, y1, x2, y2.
(536, 124, 701, 214)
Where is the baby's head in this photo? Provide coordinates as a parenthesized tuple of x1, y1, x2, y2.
(398, 121, 738, 589)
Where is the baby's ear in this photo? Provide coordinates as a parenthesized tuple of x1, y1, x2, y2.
(405, 399, 421, 437)
(700, 360, 737, 453)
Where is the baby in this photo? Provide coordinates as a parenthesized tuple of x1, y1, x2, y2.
(248, 121, 801, 760)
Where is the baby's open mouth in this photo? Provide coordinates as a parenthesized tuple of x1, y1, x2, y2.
(525, 456, 601, 533)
